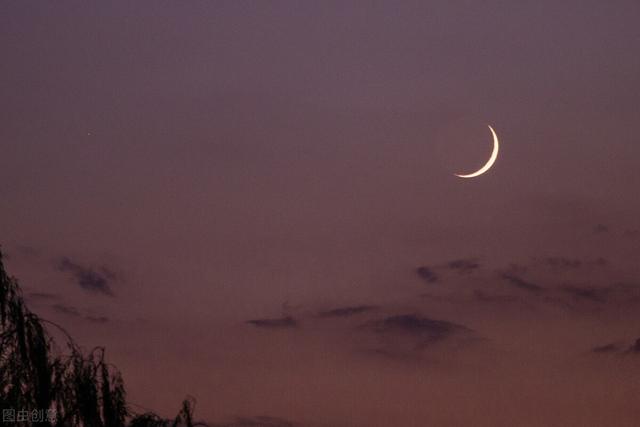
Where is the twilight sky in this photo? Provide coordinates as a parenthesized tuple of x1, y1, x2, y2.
(2, 2, 640, 426)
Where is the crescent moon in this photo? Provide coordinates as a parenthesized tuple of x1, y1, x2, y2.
(454, 125, 499, 178)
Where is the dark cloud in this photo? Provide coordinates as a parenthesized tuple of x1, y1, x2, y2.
(415, 266, 438, 283)
(561, 285, 609, 303)
(55, 257, 116, 296)
(247, 316, 297, 329)
(593, 224, 609, 233)
(210, 415, 295, 427)
(592, 343, 621, 353)
(51, 303, 109, 323)
(368, 314, 464, 336)
(364, 314, 471, 351)
(52, 303, 81, 317)
(501, 274, 544, 293)
(84, 315, 109, 324)
(318, 305, 377, 318)
(447, 259, 480, 274)
(592, 338, 640, 355)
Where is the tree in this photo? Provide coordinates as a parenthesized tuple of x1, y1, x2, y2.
(0, 248, 203, 426)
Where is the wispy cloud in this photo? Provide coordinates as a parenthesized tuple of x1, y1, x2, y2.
(415, 266, 438, 283)
(362, 314, 475, 358)
(84, 315, 109, 324)
(51, 303, 110, 323)
(590, 338, 640, 355)
(501, 273, 544, 293)
(593, 224, 609, 234)
(247, 316, 297, 329)
(318, 305, 377, 318)
(561, 285, 609, 303)
(52, 303, 81, 317)
(55, 257, 117, 296)
(446, 258, 480, 274)
(591, 343, 620, 353)
(366, 314, 469, 339)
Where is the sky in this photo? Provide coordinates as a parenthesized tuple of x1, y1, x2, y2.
(2, 1, 640, 426)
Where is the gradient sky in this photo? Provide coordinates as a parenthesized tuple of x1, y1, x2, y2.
(2, 2, 640, 426)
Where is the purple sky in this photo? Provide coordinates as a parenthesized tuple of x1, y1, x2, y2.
(2, 2, 640, 425)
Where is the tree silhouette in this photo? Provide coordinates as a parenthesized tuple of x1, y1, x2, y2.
(0, 248, 205, 426)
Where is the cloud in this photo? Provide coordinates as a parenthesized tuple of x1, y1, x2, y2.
(593, 224, 609, 233)
(501, 273, 544, 293)
(367, 314, 469, 338)
(55, 257, 116, 296)
(592, 338, 640, 355)
(52, 303, 81, 317)
(415, 266, 438, 283)
(447, 258, 480, 274)
(84, 315, 109, 323)
(362, 314, 473, 357)
(591, 338, 640, 355)
(591, 343, 621, 353)
(247, 316, 297, 329)
(561, 285, 609, 303)
(318, 305, 377, 318)
(51, 303, 110, 323)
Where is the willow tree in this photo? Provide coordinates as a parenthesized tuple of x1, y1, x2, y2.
(0, 249, 202, 426)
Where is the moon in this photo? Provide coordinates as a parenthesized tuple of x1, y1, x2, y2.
(454, 125, 499, 178)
